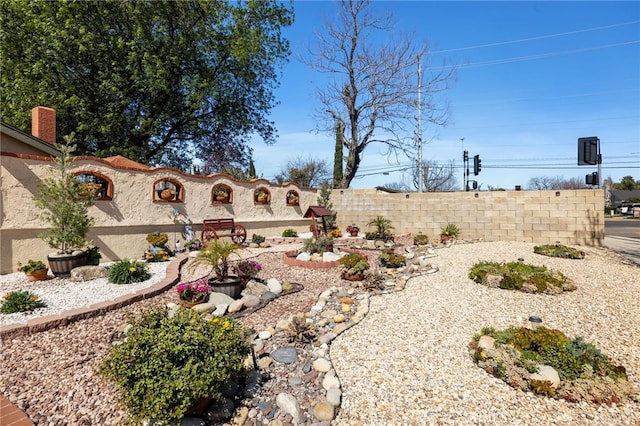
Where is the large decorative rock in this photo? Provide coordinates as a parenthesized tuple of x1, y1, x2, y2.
(322, 252, 341, 262)
(243, 281, 268, 297)
(203, 397, 235, 423)
(242, 294, 261, 308)
(208, 292, 235, 306)
(266, 278, 283, 295)
(272, 346, 298, 364)
(312, 401, 334, 421)
(477, 335, 495, 350)
(70, 265, 107, 282)
(530, 365, 561, 388)
(276, 393, 300, 420)
(296, 252, 311, 262)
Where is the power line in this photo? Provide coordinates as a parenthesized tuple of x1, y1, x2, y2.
(431, 20, 640, 54)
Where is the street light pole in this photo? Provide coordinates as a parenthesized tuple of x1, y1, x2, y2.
(417, 55, 423, 193)
(460, 137, 466, 191)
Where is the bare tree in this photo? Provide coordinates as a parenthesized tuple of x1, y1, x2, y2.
(527, 176, 589, 190)
(304, 0, 454, 188)
(413, 160, 458, 192)
(274, 156, 330, 188)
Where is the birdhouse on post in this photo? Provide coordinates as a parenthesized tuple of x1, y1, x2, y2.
(303, 206, 333, 238)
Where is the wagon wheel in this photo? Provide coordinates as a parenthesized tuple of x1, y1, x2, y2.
(231, 233, 246, 245)
(231, 225, 247, 245)
(201, 228, 218, 241)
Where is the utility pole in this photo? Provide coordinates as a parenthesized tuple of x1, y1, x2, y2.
(460, 137, 467, 191)
(417, 55, 423, 193)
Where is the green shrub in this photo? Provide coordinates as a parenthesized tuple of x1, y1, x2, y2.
(533, 244, 585, 259)
(366, 216, 394, 240)
(282, 228, 298, 238)
(251, 233, 266, 244)
(413, 233, 429, 245)
(302, 235, 334, 254)
(16, 259, 47, 273)
(339, 253, 370, 273)
(1, 290, 47, 314)
(440, 223, 460, 238)
(107, 259, 151, 284)
(469, 261, 574, 294)
(378, 249, 406, 268)
(100, 308, 251, 424)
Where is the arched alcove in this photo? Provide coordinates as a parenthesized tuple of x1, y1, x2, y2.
(153, 178, 184, 202)
(254, 187, 271, 205)
(286, 190, 299, 206)
(74, 171, 113, 200)
(212, 183, 233, 204)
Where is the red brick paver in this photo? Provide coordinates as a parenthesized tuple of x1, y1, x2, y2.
(0, 396, 33, 426)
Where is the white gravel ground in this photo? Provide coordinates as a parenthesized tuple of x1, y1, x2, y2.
(0, 262, 168, 326)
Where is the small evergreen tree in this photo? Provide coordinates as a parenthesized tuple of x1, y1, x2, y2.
(333, 118, 344, 188)
(34, 134, 95, 254)
(317, 182, 337, 229)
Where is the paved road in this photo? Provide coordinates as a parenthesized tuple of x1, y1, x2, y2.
(605, 217, 639, 267)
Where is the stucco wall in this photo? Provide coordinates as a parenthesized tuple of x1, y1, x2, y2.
(332, 188, 604, 246)
(0, 154, 316, 274)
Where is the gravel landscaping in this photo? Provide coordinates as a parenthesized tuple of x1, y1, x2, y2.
(0, 241, 638, 425)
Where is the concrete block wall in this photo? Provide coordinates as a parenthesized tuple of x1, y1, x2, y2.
(331, 188, 604, 246)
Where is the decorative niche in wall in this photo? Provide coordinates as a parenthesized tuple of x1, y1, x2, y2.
(286, 190, 299, 206)
(254, 187, 271, 205)
(212, 183, 233, 204)
(153, 178, 183, 202)
(74, 171, 112, 200)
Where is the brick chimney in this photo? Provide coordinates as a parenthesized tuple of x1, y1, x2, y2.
(31, 106, 56, 145)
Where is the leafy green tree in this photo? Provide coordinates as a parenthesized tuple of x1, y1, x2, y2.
(616, 176, 639, 190)
(0, 0, 292, 170)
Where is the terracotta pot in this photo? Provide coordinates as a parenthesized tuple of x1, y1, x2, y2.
(25, 268, 49, 282)
(208, 276, 243, 298)
(178, 299, 206, 309)
(341, 271, 364, 281)
(159, 189, 176, 201)
(215, 194, 229, 202)
(287, 198, 298, 206)
(349, 231, 359, 237)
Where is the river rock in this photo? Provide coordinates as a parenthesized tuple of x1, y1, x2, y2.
(275, 393, 300, 420)
(266, 278, 283, 295)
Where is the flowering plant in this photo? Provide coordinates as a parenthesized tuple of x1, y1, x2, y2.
(17, 260, 47, 273)
(176, 278, 212, 303)
(184, 239, 205, 251)
(328, 229, 342, 238)
(233, 260, 262, 282)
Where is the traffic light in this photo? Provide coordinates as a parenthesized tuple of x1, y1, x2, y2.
(463, 150, 468, 162)
(585, 172, 598, 186)
(473, 155, 481, 175)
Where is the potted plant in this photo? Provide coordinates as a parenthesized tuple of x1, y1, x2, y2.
(255, 188, 269, 204)
(440, 223, 460, 243)
(34, 134, 94, 276)
(85, 245, 102, 265)
(213, 185, 229, 202)
(188, 240, 242, 298)
(339, 252, 369, 281)
(251, 233, 266, 244)
(233, 259, 262, 285)
(346, 224, 360, 237)
(176, 277, 212, 307)
(184, 238, 205, 252)
(286, 191, 299, 206)
(17, 260, 48, 281)
(379, 249, 407, 268)
(366, 216, 394, 241)
(158, 187, 177, 201)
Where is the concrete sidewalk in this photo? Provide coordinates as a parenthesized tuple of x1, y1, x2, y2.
(605, 235, 640, 267)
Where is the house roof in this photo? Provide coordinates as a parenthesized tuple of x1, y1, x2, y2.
(0, 120, 62, 157)
(103, 155, 151, 170)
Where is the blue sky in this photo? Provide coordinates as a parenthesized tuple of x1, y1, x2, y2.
(249, 1, 640, 190)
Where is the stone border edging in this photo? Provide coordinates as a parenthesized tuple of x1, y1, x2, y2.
(0, 255, 189, 343)
(281, 247, 368, 269)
